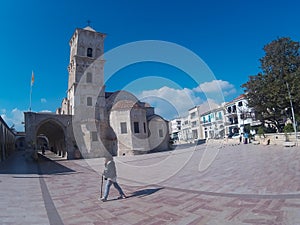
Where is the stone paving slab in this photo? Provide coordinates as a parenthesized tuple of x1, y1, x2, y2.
(0, 144, 300, 224)
(0, 152, 49, 225)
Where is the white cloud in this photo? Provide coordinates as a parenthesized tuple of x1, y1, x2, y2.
(193, 80, 236, 96)
(136, 79, 236, 120)
(196, 99, 221, 114)
(1, 108, 25, 131)
(41, 98, 47, 103)
(138, 86, 203, 119)
(1, 108, 53, 132)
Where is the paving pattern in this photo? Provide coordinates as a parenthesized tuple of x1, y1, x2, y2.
(0, 143, 300, 225)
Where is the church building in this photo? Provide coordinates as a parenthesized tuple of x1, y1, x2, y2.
(24, 26, 169, 159)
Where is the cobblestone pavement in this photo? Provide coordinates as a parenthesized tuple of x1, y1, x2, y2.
(0, 143, 300, 225)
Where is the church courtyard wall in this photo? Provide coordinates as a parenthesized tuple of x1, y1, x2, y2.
(0, 116, 15, 161)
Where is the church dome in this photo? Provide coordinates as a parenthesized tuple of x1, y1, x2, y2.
(111, 100, 142, 111)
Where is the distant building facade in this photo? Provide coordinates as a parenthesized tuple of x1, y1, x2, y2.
(224, 94, 260, 135)
(200, 106, 225, 139)
(178, 115, 192, 143)
(170, 96, 261, 143)
(189, 106, 203, 141)
(169, 118, 181, 142)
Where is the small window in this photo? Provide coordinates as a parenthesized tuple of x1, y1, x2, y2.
(232, 105, 237, 113)
(143, 122, 146, 133)
(87, 48, 93, 57)
(87, 97, 92, 106)
(120, 122, 127, 134)
(218, 112, 222, 119)
(86, 72, 92, 83)
(190, 112, 196, 119)
(159, 129, 163, 138)
(238, 101, 243, 107)
(91, 132, 98, 141)
(133, 122, 139, 133)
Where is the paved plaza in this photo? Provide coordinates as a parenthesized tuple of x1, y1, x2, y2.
(1, 143, 300, 225)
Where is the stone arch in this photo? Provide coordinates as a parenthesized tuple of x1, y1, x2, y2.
(36, 119, 67, 157)
(15, 136, 26, 151)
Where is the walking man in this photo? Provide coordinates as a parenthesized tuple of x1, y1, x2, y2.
(100, 156, 126, 202)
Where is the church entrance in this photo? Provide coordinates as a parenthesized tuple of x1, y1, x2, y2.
(36, 120, 66, 157)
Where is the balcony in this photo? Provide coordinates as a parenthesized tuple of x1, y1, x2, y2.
(225, 111, 237, 117)
(200, 120, 212, 125)
(225, 121, 239, 126)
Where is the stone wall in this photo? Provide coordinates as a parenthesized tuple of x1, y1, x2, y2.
(0, 116, 15, 161)
(205, 133, 300, 147)
(255, 133, 299, 146)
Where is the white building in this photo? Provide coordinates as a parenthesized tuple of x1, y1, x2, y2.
(200, 106, 225, 139)
(189, 106, 203, 141)
(178, 115, 192, 143)
(224, 94, 260, 136)
(170, 95, 262, 144)
(169, 118, 181, 142)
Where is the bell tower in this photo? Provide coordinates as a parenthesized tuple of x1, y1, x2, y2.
(67, 26, 106, 115)
(66, 26, 109, 158)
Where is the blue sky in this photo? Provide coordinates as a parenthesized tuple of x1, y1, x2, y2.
(1, 0, 300, 131)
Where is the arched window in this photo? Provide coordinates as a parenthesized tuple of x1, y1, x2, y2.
(159, 129, 164, 138)
(86, 72, 92, 83)
(133, 122, 139, 133)
(120, 122, 127, 134)
(87, 97, 92, 106)
(87, 48, 93, 57)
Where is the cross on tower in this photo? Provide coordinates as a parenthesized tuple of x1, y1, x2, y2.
(87, 20, 91, 26)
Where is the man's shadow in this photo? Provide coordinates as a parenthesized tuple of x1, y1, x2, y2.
(106, 187, 164, 201)
(128, 187, 164, 198)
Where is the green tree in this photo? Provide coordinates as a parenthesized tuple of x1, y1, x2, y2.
(257, 126, 265, 138)
(283, 123, 294, 133)
(283, 123, 294, 141)
(242, 37, 300, 132)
